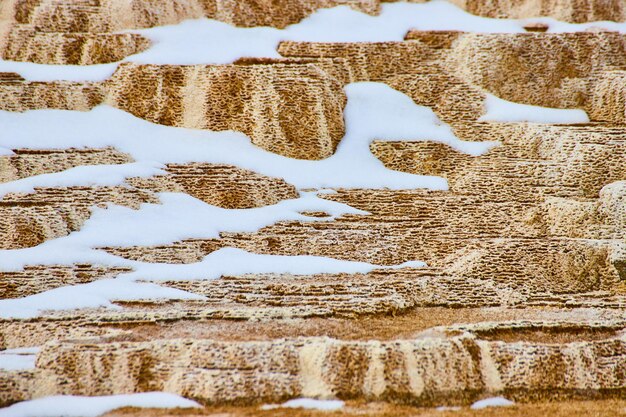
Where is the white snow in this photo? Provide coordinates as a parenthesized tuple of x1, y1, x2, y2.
(261, 398, 345, 411)
(0, 393, 201, 417)
(1, 347, 40, 354)
(0, 279, 205, 319)
(479, 94, 590, 124)
(0, 82, 494, 191)
(5, 0, 625, 82)
(0, 246, 426, 318)
(470, 397, 515, 409)
(129, 1, 523, 67)
(120, 248, 426, 281)
(0, 347, 39, 371)
(0, 189, 425, 318)
(62, 191, 367, 247)
(436, 406, 461, 411)
(0, 163, 166, 199)
(0, 171, 426, 319)
(0, 183, 427, 318)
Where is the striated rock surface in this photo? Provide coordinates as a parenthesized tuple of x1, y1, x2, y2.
(104, 63, 346, 160)
(20, 322, 626, 404)
(0, 186, 159, 249)
(2, 0, 626, 67)
(0, 1, 626, 415)
(0, 75, 104, 111)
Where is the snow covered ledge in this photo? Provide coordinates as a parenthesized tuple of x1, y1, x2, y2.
(479, 94, 590, 124)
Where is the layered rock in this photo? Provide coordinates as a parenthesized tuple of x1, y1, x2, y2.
(15, 323, 626, 404)
(0, 186, 158, 249)
(0, 4, 625, 414)
(0, 148, 132, 183)
(127, 163, 299, 209)
(104, 63, 346, 160)
(445, 32, 626, 111)
(0, 74, 104, 112)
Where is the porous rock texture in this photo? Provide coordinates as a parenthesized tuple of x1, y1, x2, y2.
(1, 0, 626, 415)
(105, 62, 347, 160)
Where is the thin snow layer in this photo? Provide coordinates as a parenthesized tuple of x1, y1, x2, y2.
(479, 94, 590, 124)
(262, 398, 345, 411)
(0, 393, 201, 417)
(436, 406, 461, 411)
(470, 397, 515, 409)
(121, 247, 426, 281)
(0, 347, 39, 371)
(69, 191, 368, 247)
(0, 162, 166, 199)
(0, 354, 36, 371)
(0, 0, 525, 81)
(0, 60, 117, 82)
(129, 1, 523, 66)
(0, 190, 424, 318)
(0, 190, 366, 269)
(0, 82, 495, 190)
(0, 251, 424, 319)
(0, 279, 205, 319)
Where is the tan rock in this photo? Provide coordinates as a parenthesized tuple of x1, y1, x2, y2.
(104, 62, 346, 160)
(0, 3, 625, 412)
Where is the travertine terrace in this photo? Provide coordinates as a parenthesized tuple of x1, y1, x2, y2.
(1, 0, 626, 415)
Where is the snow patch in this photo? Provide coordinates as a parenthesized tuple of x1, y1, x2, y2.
(470, 397, 515, 409)
(0, 347, 39, 371)
(0, 190, 366, 270)
(436, 406, 461, 411)
(121, 247, 427, 281)
(0, 1, 526, 82)
(479, 94, 590, 124)
(0, 162, 166, 199)
(2, 347, 40, 355)
(0, 393, 200, 417)
(129, 1, 524, 67)
(66, 191, 367, 248)
(0, 190, 425, 318)
(0, 60, 117, 82)
(261, 398, 345, 411)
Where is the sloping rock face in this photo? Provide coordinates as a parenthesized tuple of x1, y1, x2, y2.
(0, 0, 626, 415)
(29, 325, 626, 404)
(105, 63, 346, 159)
